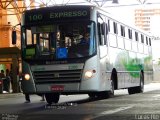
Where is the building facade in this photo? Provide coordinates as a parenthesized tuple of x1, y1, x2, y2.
(135, 8, 160, 32)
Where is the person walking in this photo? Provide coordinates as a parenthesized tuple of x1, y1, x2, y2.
(0, 70, 5, 79)
(24, 93, 31, 103)
(0, 70, 6, 92)
(0, 70, 5, 92)
(5, 69, 11, 92)
(24, 94, 45, 103)
(9, 69, 13, 93)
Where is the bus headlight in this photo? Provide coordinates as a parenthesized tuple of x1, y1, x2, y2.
(24, 74, 30, 80)
(84, 70, 96, 79)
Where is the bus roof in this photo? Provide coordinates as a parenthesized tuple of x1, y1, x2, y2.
(23, 5, 151, 37)
(23, 5, 93, 26)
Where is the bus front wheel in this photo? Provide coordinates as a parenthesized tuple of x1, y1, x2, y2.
(45, 93, 60, 104)
(101, 79, 114, 98)
(107, 79, 114, 97)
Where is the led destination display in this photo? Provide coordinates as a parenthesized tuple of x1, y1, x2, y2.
(24, 6, 91, 25)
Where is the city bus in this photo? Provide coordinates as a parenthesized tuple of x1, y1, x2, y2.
(12, 5, 153, 104)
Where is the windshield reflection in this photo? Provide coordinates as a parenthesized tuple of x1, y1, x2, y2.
(23, 22, 96, 60)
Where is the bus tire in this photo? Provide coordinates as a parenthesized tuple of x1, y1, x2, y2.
(111, 68, 118, 90)
(88, 92, 105, 99)
(128, 72, 144, 94)
(100, 79, 114, 98)
(135, 72, 144, 93)
(45, 93, 60, 104)
(88, 93, 96, 99)
(96, 80, 114, 99)
(88, 92, 98, 100)
(128, 87, 135, 94)
(107, 79, 114, 98)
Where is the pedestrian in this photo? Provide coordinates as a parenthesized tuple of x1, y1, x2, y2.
(5, 69, 11, 92)
(0, 70, 7, 92)
(0, 70, 5, 79)
(24, 93, 30, 103)
(24, 94, 45, 103)
(37, 94, 45, 101)
(18, 72, 23, 92)
(9, 69, 13, 92)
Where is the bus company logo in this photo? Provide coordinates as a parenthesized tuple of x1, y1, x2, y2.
(46, 61, 68, 64)
(34, 67, 45, 71)
(68, 65, 78, 70)
(54, 73, 59, 78)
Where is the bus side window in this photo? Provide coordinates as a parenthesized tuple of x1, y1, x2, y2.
(113, 22, 118, 34)
(128, 28, 132, 40)
(141, 34, 144, 43)
(149, 38, 151, 46)
(108, 20, 110, 32)
(97, 23, 102, 45)
(106, 23, 108, 35)
(98, 15, 105, 45)
(105, 23, 108, 45)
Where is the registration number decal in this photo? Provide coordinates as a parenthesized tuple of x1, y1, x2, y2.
(51, 85, 64, 91)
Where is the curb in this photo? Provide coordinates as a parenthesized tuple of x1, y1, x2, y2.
(0, 93, 23, 99)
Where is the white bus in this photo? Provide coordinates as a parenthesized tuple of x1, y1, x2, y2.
(12, 5, 153, 104)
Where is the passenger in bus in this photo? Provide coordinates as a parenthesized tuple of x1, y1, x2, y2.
(79, 33, 90, 45)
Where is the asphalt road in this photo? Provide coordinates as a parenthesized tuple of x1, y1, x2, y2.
(0, 83, 160, 120)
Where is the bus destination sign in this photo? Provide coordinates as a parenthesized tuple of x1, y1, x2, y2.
(24, 6, 91, 25)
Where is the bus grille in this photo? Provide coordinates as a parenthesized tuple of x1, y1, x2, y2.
(33, 69, 82, 83)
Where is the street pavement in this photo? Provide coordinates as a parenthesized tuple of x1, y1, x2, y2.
(0, 82, 160, 120)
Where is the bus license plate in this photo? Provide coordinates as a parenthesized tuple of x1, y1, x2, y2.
(51, 85, 64, 91)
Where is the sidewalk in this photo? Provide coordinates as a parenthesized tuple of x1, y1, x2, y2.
(151, 80, 160, 83)
(0, 92, 23, 99)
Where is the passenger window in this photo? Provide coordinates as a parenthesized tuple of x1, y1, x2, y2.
(120, 25, 125, 37)
(135, 32, 139, 41)
(146, 36, 148, 45)
(141, 34, 144, 43)
(149, 38, 151, 46)
(98, 14, 105, 45)
(108, 20, 110, 32)
(113, 22, 118, 34)
(128, 29, 132, 39)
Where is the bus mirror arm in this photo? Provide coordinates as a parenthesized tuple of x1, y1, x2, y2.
(12, 23, 21, 45)
(12, 30, 17, 44)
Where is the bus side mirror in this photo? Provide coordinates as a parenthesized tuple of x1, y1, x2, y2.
(12, 30, 17, 44)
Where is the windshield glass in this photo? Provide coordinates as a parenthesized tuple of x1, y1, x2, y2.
(22, 22, 96, 60)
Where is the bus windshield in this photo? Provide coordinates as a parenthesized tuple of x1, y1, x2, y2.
(22, 21, 96, 60)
